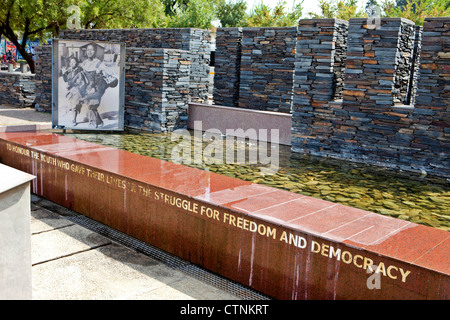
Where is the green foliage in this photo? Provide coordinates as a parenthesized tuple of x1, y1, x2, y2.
(0, 0, 167, 73)
(1, 0, 68, 40)
(161, 0, 190, 16)
(165, 0, 304, 28)
(246, 0, 303, 27)
(380, 0, 450, 25)
(216, 0, 248, 27)
(308, 0, 367, 19)
(1, 0, 167, 40)
(80, 0, 168, 29)
(365, 0, 380, 8)
(167, 0, 219, 28)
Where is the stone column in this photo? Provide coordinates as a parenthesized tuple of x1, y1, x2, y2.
(34, 45, 52, 112)
(213, 27, 243, 107)
(342, 18, 416, 111)
(124, 48, 191, 132)
(291, 19, 348, 153)
(186, 29, 211, 104)
(238, 27, 297, 113)
(406, 25, 422, 105)
(414, 18, 450, 114)
(410, 17, 450, 177)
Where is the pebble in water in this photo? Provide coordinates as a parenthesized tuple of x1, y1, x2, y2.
(64, 132, 450, 232)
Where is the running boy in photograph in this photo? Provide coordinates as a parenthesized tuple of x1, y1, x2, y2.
(79, 43, 109, 128)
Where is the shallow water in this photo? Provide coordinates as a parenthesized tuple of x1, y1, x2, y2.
(63, 131, 450, 231)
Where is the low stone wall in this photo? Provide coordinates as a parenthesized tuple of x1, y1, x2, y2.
(0, 71, 35, 107)
(187, 102, 292, 145)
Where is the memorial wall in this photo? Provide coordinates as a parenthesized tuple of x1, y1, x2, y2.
(213, 17, 449, 178)
(31, 28, 211, 130)
(3, 18, 449, 177)
(59, 28, 211, 104)
(1, 132, 448, 300)
(0, 18, 448, 300)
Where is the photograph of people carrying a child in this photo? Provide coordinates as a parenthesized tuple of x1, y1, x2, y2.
(52, 39, 125, 130)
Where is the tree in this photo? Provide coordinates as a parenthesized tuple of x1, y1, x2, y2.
(167, 0, 219, 29)
(80, 0, 167, 29)
(380, 0, 450, 25)
(216, 0, 248, 27)
(0, 0, 166, 73)
(161, 0, 190, 16)
(365, 0, 382, 17)
(308, 0, 367, 19)
(246, 0, 303, 27)
(366, 0, 380, 8)
(1, 0, 69, 73)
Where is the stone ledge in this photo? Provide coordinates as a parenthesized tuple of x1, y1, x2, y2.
(0, 131, 448, 300)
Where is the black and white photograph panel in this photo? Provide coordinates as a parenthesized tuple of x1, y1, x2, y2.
(53, 39, 124, 130)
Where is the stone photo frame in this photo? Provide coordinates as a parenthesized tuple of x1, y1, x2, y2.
(52, 39, 125, 131)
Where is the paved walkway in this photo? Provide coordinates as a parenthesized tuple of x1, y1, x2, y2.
(1, 105, 267, 300)
(0, 105, 52, 132)
(31, 196, 244, 300)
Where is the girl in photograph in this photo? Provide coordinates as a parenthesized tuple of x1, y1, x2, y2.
(62, 56, 87, 126)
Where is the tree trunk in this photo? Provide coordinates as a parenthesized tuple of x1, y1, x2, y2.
(1, 24, 37, 73)
(15, 44, 36, 74)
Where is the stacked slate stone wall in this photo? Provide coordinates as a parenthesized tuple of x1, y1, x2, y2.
(334, 18, 417, 158)
(332, 21, 349, 100)
(214, 22, 348, 112)
(406, 26, 423, 105)
(14, 18, 450, 177)
(187, 29, 211, 103)
(291, 18, 448, 177)
(213, 27, 242, 107)
(341, 18, 415, 109)
(214, 18, 448, 177)
(292, 19, 348, 147)
(237, 27, 297, 113)
(33, 45, 52, 112)
(59, 28, 211, 103)
(124, 48, 191, 132)
(394, 20, 416, 104)
(410, 17, 450, 176)
(0, 71, 35, 107)
(30, 28, 210, 131)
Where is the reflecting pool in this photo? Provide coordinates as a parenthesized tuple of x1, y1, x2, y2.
(63, 131, 450, 231)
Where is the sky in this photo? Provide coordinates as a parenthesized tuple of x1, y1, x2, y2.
(244, 0, 368, 16)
